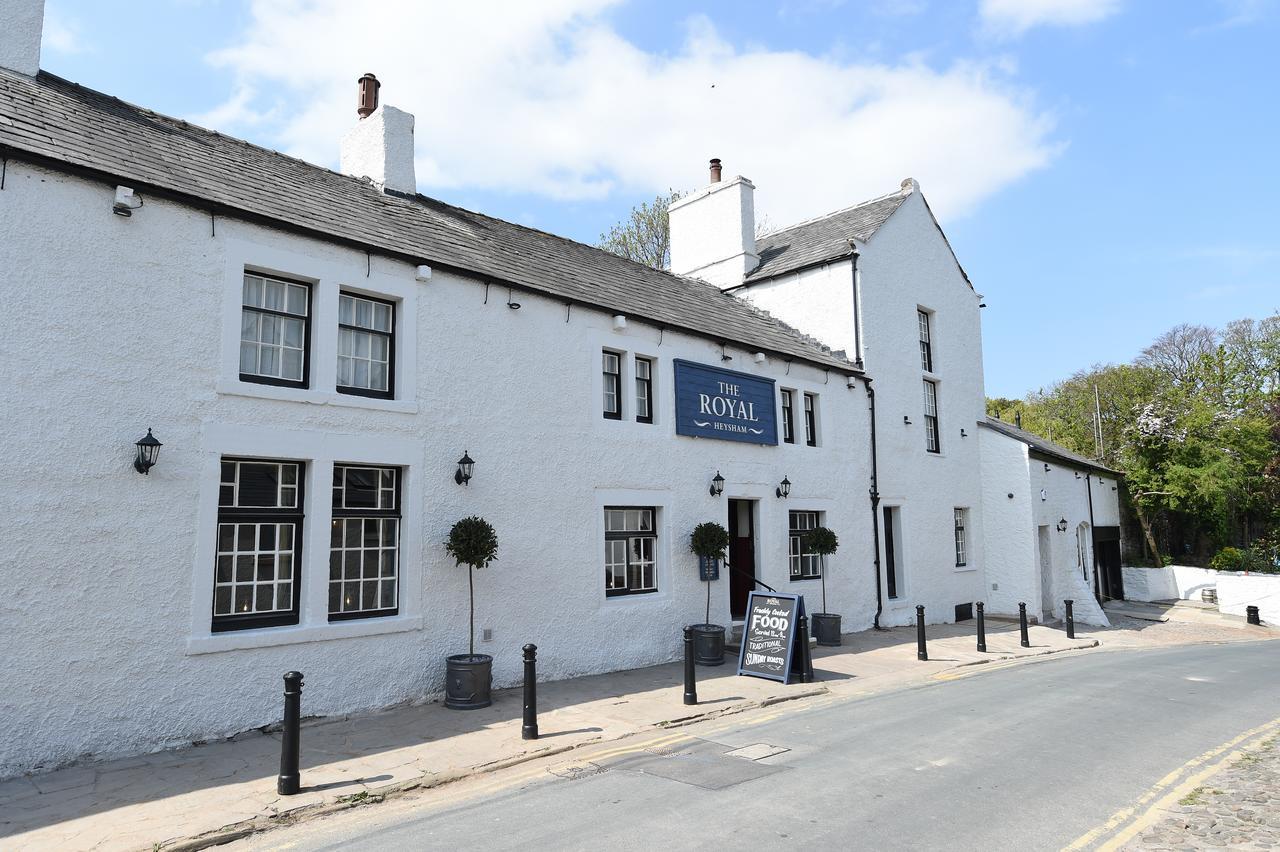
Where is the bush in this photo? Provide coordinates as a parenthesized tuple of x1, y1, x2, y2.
(1210, 547, 1248, 571)
(1209, 541, 1280, 574)
(689, 522, 730, 560)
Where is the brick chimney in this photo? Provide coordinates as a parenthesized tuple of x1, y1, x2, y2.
(340, 73, 417, 195)
(1, 0, 44, 76)
(668, 158, 758, 289)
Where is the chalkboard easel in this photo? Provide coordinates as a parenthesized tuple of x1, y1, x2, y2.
(736, 592, 809, 683)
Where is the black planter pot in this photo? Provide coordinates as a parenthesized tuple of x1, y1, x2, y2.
(812, 613, 842, 646)
(445, 653, 493, 710)
(692, 623, 726, 666)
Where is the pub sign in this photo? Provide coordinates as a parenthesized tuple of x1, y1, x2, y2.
(673, 359, 778, 446)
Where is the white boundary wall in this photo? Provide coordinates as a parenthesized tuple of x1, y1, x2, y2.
(1123, 565, 1280, 624)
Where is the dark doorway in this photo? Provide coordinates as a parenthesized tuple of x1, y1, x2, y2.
(1093, 526, 1124, 602)
(728, 499, 756, 618)
(883, 506, 900, 600)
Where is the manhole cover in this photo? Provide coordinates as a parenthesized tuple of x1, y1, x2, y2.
(724, 743, 790, 761)
(602, 738, 788, 790)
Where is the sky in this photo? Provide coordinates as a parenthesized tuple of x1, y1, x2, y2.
(35, 0, 1280, 398)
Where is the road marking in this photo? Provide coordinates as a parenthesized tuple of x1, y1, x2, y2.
(1062, 714, 1280, 851)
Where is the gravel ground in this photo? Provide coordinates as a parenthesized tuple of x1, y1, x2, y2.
(1125, 737, 1280, 850)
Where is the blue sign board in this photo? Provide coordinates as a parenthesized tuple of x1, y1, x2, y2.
(698, 555, 720, 582)
(673, 359, 778, 445)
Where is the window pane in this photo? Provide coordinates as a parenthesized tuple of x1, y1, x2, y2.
(370, 362, 388, 391)
(339, 295, 354, 325)
(239, 342, 258, 373)
(263, 279, 285, 311)
(286, 283, 307, 316)
(243, 275, 263, 307)
(355, 298, 373, 328)
(281, 348, 303, 381)
(374, 303, 392, 332)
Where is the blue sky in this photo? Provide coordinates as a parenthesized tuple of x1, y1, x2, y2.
(37, 0, 1279, 398)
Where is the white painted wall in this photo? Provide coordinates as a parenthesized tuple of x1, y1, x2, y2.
(1122, 565, 1280, 624)
(669, 176, 758, 290)
(978, 428, 1037, 616)
(340, 105, 417, 195)
(0, 159, 872, 777)
(1027, 458, 1109, 626)
(0, 0, 43, 76)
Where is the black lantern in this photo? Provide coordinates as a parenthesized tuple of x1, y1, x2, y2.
(1057, 517, 1069, 532)
(134, 429, 162, 474)
(709, 471, 725, 497)
(454, 451, 475, 486)
(776, 476, 791, 499)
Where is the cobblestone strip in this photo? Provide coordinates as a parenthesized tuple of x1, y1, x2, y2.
(1125, 737, 1280, 850)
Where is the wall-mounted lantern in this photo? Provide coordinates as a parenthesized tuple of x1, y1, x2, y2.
(454, 451, 475, 486)
(903, 415, 912, 426)
(709, 471, 725, 497)
(1057, 517, 1069, 532)
(1043, 463, 1051, 472)
(776, 476, 791, 499)
(134, 429, 162, 474)
(960, 428, 967, 438)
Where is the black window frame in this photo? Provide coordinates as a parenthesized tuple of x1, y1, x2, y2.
(603, 350, 622, 420)
(781, 389, 795, 444)
(918, 309, 934, 373)
(336, 291, 396, 400)
(923, 379, 940, 454)
(603, 506, 658, 597)
(954, 507, 968, 567)
(804, 392, 818, 447)
(239, 272, 312, 390)
(788, 510, 822, 581)
(213, 458, 305, 633)
(329, 464, 402, 621)
(635, 356, 654, 424)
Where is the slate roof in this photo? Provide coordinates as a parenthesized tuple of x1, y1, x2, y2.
(980, 416, 1121, 476)
(0, 70, 857, 373)
(743, 188, 910, 282)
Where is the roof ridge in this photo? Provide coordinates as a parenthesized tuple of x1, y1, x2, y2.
(756, 186, 909, 241)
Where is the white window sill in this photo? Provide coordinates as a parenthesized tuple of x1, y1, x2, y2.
(186, 614, 424, 655)
(216, 379, 419, 414)
(953, 566, 978, 573)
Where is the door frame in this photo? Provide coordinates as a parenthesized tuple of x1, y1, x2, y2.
(728, 498, 758, 619)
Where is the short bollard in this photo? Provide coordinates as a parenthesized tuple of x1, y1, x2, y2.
(1018, 603, 1030, 648)
(277, 671, 303, 796)
(683, 626, 698, 705)
(521, 644, 539, 740)
(976, 601, 987, 652)
(797, 615, 815, 684)
(1064, 599, 1076, 639)
(916, 605, 928, 661)
(1247, 605, 1261, 626)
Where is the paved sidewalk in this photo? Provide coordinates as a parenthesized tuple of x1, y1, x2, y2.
(1, 618, 1272, 852)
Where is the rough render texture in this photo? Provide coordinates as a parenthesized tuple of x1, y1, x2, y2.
(0, 160, 875, 778)
(339, 105, 417, 195)
(669, 176, 758, 289)
(978, 428, 1038, 617)
(0, 0, 42, 77)
(739, 190, 988, 627)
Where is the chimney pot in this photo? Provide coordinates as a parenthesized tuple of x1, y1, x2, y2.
(709, 158, 722, 183)
(357, 73, 381, 119)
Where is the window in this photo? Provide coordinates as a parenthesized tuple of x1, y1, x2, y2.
(954, 508, 968, 567)
(604, 507, 657, 596)
(214, 459, 304, 631)
(337, 293, 394, 398)
(884, 505, 902, 600)
(804, 393, 817, 447)
(603, 351, 622, 420)
(240, 273, 310, 387)
(635, 356, 653, 424)
(781, 390, 795, 444)
(329, 465, 401, 620)
(918, 309, 933, 372)
(789, 511, 821, 580)
(923, 380, 940, 453)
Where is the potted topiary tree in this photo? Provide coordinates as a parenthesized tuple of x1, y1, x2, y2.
(444, 516, 499, 709)
(689, 521, 730, 665)
(805, 526, 842, 646)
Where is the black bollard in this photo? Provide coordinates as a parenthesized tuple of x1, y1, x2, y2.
(916, 605, 928, 661)
(1018, 603, 1030, 648)
(1064, 599, 1076, 639)
(797, 615, 815, 684)
(683, 626, 698, 705)
(522, 644, 539, 740)
(1247, 606, 1261, 626)
(976, 601, 987, 652)
(277, 671, 303, 796)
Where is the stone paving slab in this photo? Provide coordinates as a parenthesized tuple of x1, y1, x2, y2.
(1, 618, 1273, 852)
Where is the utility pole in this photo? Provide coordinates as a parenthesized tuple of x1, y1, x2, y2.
(1093, 384, 1104, 460)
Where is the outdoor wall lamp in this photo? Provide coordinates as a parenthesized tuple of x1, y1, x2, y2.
(1057, 518, 1069, 532)
(903, 415, 912, 425)
(1044, 463, 1052, 472)
(454, 451, 474, 486)
(133, 429, 162, 474)
(709, 471, 725, 497)
(960, 428, 967, 438)
(776, 476, 791, 499)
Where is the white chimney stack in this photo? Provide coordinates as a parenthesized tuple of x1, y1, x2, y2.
(340, 73, 417, 196)
(0, 0, 44, 76)
(668, 158, 758, 289)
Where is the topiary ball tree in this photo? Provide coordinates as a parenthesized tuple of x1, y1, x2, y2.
(690, 522, 730, 625)
(446, 516, 499, 657)
(804, 526, 840, 614)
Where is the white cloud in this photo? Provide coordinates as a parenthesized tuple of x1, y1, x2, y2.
(201, 1, 1057, 227)
(979, 0, 1121, 37)
(43, 4, 85, 54)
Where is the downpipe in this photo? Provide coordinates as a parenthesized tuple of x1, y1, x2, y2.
(859, 374, 884, 630)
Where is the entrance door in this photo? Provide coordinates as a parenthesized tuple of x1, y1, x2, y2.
(1038, 525, 1053, 619)
(728, 499, 756, 618)
(1093, 527, 1124, 602)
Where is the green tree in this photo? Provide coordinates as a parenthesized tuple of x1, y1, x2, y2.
(597, 190, 685, 270)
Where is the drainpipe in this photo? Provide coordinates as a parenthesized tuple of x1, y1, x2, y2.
(848, 245, 864, 370)
(859, 375, 884, 629)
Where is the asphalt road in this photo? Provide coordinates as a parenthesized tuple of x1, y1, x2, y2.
(239, 642, 1280, 851)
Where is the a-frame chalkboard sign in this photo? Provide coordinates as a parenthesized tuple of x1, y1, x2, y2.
(736, 591, 808, 683)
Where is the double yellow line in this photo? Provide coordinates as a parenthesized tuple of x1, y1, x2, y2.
(1063, 714, 1280, 850)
